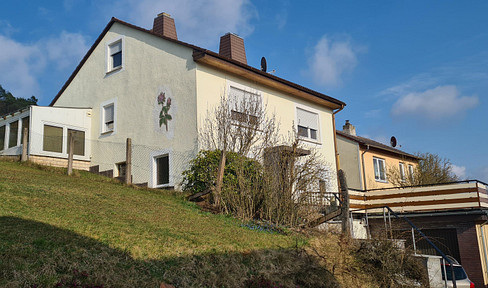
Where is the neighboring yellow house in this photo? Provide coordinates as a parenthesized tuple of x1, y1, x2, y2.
(336, 120, 419, 190)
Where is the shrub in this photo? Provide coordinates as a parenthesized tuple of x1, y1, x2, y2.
(182, 150, 265, 219)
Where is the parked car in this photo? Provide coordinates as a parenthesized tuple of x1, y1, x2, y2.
(441, 256, 475, 288)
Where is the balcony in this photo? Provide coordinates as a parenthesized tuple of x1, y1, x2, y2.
(349, 180, 488, 214)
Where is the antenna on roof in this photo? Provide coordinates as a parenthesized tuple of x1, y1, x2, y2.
(390, 136, 397, 148)
(261, 57, 267, 72)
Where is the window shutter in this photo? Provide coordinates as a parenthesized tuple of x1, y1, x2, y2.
(109, 42, 122, 55)
(105, 105, 114, 122)
(297, 108, 318, 130)
(228, 86, 261, 113)
(229, 87, 245, 109)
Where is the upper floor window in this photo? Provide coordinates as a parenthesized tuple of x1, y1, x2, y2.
(408, 164, 414, 181)
(297, 107, 319, 141)
(228, 86, 261, 126)
(399, 162, 406, 182)
(373, 157, 387, 182)
(107, 38, 123, 73)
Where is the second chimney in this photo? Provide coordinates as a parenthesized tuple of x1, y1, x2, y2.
(342, 120, 356, 136)
(219, 33, 247, 64)
(153, 12, 178, 40)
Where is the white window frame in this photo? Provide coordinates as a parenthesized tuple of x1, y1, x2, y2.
(226, 80, 262, 127)
(40, 121, 89, 160)
(100, 98, 117, 135)
(399, 162, 406, 182)
(373, 157, 387, 182)
(106, 36, 124, 74)
(150, 150, 173, 188)
(408, 164, 414, 181)
(295, 104, 322, 144)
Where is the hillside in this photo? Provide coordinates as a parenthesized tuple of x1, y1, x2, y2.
(0, 160, 423, 287)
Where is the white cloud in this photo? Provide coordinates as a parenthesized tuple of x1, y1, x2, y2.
(305, 35, 358, 87)
(42, 31, 89, 70)
(107, 0, 257, 49)
(0, 31, 89, 100)
(451, 164, 466, 179)
(391, 85, 478, 120)
(0, 35, 43, 98)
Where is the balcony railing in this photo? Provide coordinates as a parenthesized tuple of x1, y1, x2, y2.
(349, 180, 488, 214)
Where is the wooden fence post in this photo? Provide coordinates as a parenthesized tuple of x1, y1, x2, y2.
(338, 169, 350, 237)
(125, 138, 132, 185)
(67, 131, 74, 175)
(21, 127, 28, 162)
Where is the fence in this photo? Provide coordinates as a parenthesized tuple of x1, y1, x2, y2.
(19, 130, 197, 188)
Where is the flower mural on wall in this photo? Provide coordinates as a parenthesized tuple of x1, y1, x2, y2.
(158, 92, 172, 131)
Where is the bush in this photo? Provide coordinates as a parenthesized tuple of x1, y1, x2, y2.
(354, 240, 428, 288)
(182, 150, 265, 219)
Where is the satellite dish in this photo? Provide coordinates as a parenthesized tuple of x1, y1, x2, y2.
(261, 57, 267, 72)
(390, 136, 397, 148)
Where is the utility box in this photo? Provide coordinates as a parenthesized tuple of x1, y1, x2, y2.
(414, 254, 444, 288)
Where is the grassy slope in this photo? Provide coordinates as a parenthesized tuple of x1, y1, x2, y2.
(0, 161, 300, 287)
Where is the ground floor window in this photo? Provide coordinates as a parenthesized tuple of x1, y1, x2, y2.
(21, 117, 29, 145)
(43, 125, 63, 153)
(0, 125, 5, 151)
(8, 120, 18, 148)
(155, 154, 169, 186)
(67, 129, 85, 156)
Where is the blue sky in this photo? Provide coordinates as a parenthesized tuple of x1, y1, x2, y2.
(1, 1, 487, 181)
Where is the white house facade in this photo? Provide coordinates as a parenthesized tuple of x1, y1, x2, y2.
(2, 13, 346, 190)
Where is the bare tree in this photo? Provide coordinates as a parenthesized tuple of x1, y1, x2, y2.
(192, 91, 334, 226)
(387, 152, 459, 188)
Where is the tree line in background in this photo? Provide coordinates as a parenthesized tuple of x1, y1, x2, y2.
(0, 84, 38, 116)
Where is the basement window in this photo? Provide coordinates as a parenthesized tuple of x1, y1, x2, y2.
(373, 157, 387, 182)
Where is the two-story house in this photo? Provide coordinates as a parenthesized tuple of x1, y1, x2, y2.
(337, 120, 488, 287)
(336, 120, 420, 191)
(0, 12, 345, 192)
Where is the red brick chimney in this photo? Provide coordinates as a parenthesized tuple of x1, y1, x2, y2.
(219, 33, 247, 64)
(153, 12, 177, 40)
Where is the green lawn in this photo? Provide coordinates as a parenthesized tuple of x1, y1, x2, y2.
(0, 160, 316, 287)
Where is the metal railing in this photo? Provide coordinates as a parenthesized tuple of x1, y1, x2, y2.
(351, 205, 459, 288)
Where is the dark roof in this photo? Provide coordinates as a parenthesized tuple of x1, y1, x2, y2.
(336, 130, 420, 160)
(50, 17, 346, 108)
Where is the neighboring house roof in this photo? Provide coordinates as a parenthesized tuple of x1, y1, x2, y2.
(49, 17, 346, 110)
(336, 130, 420, 160)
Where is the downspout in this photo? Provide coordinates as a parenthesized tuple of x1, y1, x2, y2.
(332, 104, 345, 191)
(361, 144, 371, 239)
(361, 144, 370, 191)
